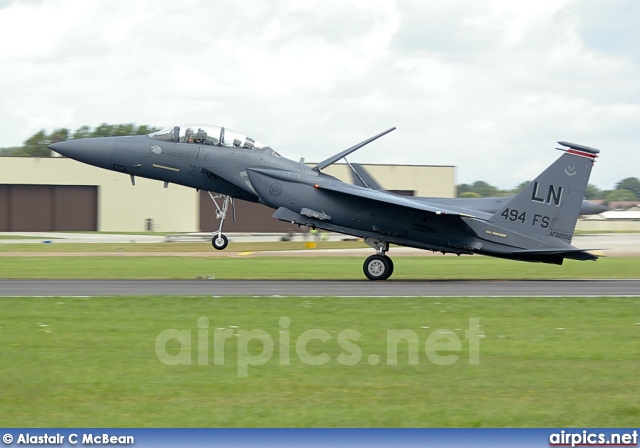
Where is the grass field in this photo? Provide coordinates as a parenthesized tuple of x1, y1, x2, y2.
(1, 243, 638, 427)
(1, 255, 639, 279)
(1, 295, 639, 427)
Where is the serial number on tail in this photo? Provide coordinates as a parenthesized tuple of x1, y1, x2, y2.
(550, 230, 572, 241)
(500, 208, 552, 229)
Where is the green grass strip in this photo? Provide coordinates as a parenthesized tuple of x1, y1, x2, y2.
(0, 256, 639, 279)
(1, 296, 638, 427)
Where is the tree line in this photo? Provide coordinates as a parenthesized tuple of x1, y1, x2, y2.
(0, 123, 158, 157)
(1, 124, 638, 205)
(457, 178, 640, 204)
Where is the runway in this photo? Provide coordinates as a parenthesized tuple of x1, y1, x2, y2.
(1, 279, 639, 297)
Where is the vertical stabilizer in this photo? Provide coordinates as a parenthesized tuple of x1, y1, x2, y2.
(489, 142, 599, 243)
(350, 163, 384, 190)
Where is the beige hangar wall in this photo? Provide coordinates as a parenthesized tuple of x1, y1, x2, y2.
(1, 158, 198, 232)
(1, 158, 455, 232)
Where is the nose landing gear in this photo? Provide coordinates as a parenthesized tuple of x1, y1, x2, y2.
(207, 191, 234, 251)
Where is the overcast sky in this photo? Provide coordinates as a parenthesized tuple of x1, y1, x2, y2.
(1, 0, 638, 189)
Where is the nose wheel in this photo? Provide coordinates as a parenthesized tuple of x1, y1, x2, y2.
(363, 254, 394, 281)
(207, 191, 234, 251)
(212, 233, 229, 250)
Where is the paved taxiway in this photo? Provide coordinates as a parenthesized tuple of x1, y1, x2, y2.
(1, 279, 639, 297)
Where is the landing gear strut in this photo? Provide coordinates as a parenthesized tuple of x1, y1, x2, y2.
(363, 238, 394, 280)
(207, 192, 234, 250)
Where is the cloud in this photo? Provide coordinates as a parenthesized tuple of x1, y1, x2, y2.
(567, 0, 640, 62)
(0, 0, 638, 190)
(392, 0, 505, 59)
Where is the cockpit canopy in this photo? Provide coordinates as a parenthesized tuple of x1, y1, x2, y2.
(149, 125, 266, 150)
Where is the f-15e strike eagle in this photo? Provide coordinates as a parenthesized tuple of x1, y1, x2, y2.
(49, 125, 601, 280)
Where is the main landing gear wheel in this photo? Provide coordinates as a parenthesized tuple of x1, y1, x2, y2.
(363, 254, 394, 281)
(212, 234, 228, 250)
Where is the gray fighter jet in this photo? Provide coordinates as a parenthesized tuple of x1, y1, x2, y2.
(49, 125, 600, 280)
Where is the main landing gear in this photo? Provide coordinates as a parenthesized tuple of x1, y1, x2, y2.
(363, 238, 394, 281)
(207, 192, 234, 250)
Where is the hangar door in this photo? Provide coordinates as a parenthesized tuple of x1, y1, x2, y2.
(0, 185, 98, 231)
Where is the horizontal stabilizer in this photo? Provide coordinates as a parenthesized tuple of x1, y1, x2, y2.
(511, 248, 598, 261)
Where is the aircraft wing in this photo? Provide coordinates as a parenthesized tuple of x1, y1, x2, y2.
(349, 164, 606, 215)
(313, 175, 478, 218)
(248, 167, 477, 217)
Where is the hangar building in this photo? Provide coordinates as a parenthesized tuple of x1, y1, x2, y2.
(0, 157, 455, 232)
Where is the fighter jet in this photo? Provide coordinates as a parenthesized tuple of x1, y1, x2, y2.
(49, 124, 600, 280)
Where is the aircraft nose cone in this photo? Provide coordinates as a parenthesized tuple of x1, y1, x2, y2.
(48, 140, 79, 158)
(49, 138, 114, 169)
